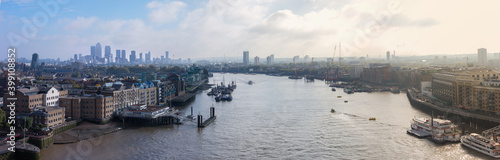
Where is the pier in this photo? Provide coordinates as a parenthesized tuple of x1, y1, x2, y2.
(198, 107, 216, 128)
(407, 89, 500, 124)
(170, 93, 196, 106)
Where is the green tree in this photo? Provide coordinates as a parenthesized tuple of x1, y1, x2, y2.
(20, 117, 33, 129)
(0, 109, 5, 128)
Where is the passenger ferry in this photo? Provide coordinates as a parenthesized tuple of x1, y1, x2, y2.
(408, 117, 461, 143)
(461, 125, 500, 158)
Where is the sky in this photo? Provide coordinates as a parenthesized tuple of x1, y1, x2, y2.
(1, 0, 500, 60)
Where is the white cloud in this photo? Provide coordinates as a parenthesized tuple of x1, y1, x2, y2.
(147, 0, 187, 24)
(14, 0, 500, 61)
(62, 17, 98, 31)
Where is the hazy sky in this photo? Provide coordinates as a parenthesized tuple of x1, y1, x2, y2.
(1, 0, 499, 60)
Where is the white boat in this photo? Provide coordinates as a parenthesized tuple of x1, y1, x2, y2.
(461, 125, 500, 158)
(409, 117, 461, 143)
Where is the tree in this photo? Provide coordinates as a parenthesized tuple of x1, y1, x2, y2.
(0, 109, 5, 128)
(20, 117, 33, 129)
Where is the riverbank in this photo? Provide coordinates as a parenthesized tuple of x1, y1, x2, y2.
(53, 122, 122, 144)
(406, 89, 500, 125)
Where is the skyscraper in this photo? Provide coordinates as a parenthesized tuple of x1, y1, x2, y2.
(478, 48, 487, 66)
(74, 54, 78, 61)
(165, 51, 169, 63)
(95, 43, 102, 58)
(105, 45, 111, 63)
(115, 50, 121, 64)
(31, 53, 39, 69)
(270, 54, 275, 65)
(386, 51, 390, 61)
(90, 46, 96, 59)
(254, 56, 259, 65)
(243, 51, 249, 65)
(79, 53, 82, 61)
(146, 52, 151, 63)
(121, 50, 126, 61)
(139, 53, 143, 63)
(130, 50, 136, 64)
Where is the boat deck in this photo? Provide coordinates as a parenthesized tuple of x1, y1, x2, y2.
(407, 129, 431, 138)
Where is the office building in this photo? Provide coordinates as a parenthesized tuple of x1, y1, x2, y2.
(386, 51, 390, 61)
(90, 46, 96, 59)
(31, 53, 39, 70)
(130, 50, 136, 64)
(95, 43, 102, 58)
(243, 51, 249, 65)
(478, 48, 487, 66)
(105, 45, 111, 63)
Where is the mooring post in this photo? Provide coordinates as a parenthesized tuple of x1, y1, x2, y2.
(198, 115, 203, 127)
(210, 107, 215, 118)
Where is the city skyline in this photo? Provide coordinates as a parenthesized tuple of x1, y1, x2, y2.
(1, 0, 500, 60)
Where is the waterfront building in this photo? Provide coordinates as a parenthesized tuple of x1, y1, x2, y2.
(431, 69, 499, 113)
(8, 87, 43, 114)
(122, 104, 169, 119)
(29, 106, 65, 129)
(243, 51, 249, 65)
(136, 82, 157, 106)
(167, 74, 186, 97)
(360, 63, 391, 83)
(60, 94, 114, 122)
(39, 86, 60, 106)
(474, 86, 500, 113)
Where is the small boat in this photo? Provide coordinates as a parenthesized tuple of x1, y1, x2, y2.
(331, 109, 336, 113)
(215, 95, 222, 102)
(288, 76, 302, 79)
(331, 88, 336, 91)
(337, 96, 342, 98)
(369, 117, 376, 120)
(221, 94, 233, 101)
(344, 100, 348, 103)
(248, 81, 253, 85)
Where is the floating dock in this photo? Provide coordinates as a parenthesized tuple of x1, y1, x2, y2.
(198, 107, 216, 128)
(407, 129, 431, 138)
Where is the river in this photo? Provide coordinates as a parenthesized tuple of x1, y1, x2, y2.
(41, 73, 492, 160)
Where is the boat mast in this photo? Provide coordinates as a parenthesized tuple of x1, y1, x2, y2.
(330, 45, 337, 80)
(339, 42, 342, 78)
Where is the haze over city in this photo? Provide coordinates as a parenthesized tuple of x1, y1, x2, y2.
(1, 0, 500, 60)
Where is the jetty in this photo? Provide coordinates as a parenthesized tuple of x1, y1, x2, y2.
(198, 107, 216, 128)
(170, 93, 196, 106)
